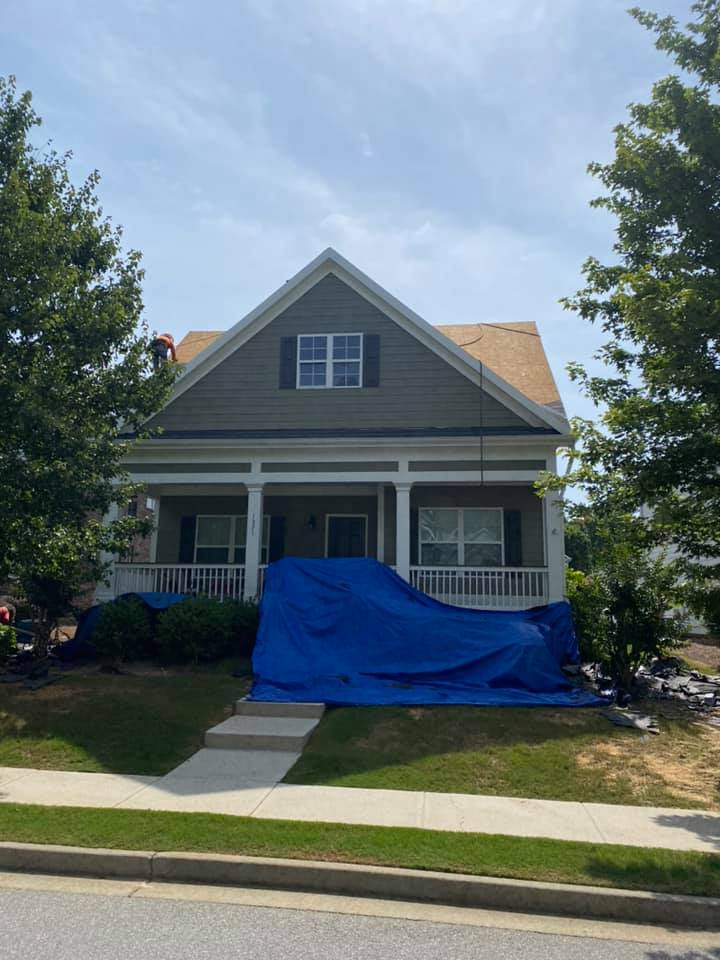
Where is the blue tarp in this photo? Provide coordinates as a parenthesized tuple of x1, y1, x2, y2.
(250, 558, 605, 707)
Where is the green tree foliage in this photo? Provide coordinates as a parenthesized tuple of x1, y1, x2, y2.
(0, 77, 176, 648)
(564, 511, 686, 687)
(555, 3, 720, 590)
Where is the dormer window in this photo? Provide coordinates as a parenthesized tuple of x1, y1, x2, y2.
(297, 333, 363, 389)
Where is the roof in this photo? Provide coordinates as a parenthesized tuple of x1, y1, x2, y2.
(163, 248, 570, 437)
(174, 320, 564, 415)
(437, 322, 565, 414)
(175, 330, 224, 364)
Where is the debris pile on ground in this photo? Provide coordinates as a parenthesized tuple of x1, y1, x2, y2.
(636, 657, 720, 712)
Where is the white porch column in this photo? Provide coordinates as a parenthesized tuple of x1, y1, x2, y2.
(94, 501, 120, 603)
(243, 483, 265, 600)
(394, 482, 412, 582)
(543, 492, 566, 603)
(376, 484, 385, 563)
(148, 495, 160, 563)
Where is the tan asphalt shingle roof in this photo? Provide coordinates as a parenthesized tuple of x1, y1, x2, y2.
(437, 321, 564, 412)
(174, 320, 563, 413)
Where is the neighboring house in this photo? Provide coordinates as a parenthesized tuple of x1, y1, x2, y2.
(100, 248, 572, 609)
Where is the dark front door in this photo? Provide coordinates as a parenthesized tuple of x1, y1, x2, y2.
(326, 516, 367, 558)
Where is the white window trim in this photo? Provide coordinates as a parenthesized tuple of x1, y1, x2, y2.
(325, 514, 369, 557)
(418, 507, 505, 567)
(296, 333, 364, 390)
(194, 514, 271, 564)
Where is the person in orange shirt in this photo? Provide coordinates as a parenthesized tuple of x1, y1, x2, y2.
(151, 332, 177, 370)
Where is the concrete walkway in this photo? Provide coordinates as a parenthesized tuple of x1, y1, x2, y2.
(1, 762, 718, 854)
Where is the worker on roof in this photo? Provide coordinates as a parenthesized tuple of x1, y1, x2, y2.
(151, 332, 177, 370)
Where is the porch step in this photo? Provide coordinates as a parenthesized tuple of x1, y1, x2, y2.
(204, 715, 320, 752)
(234, 700, 325, 720)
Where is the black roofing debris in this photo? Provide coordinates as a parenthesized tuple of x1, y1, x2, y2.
(566, 656, 720, 734)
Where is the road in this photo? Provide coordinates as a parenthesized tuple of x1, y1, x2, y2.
(0, 880, 718, 960)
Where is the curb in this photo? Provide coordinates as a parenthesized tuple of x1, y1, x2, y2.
(0, 842, 718, 929)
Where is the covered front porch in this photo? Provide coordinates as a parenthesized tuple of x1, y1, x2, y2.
(108, 480, 562, 610)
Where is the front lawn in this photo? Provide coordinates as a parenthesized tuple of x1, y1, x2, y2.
(286, 704, 720, 810)
(0, 802, 717, 898)
(0, 662, 250, 775)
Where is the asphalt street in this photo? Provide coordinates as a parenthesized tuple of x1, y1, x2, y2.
(1, 885, 719, 960)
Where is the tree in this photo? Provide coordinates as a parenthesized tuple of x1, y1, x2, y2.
(554, 2, 720, 593)
(0, 77, 176, 651)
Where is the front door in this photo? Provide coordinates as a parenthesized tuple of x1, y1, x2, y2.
(326, 515, 367, 558)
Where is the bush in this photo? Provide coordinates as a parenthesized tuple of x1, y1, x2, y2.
(688, 586, 720, 638)
(566, 568, 608, 661)
(93, 597, 154, 663)
(567, 551, 686, 688)
(0, 624, 17, 664)
(156, 597, 261, 665)
(227, 600, 260, 658)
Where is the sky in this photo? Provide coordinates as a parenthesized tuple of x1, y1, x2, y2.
(2, 0, 695, 424)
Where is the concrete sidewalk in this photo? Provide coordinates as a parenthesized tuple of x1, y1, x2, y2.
(1, 761, 719, 853)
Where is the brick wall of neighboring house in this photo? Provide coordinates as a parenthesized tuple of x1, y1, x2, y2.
(123, 493, 154, 563)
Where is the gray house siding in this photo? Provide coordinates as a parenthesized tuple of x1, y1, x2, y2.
(156, 493, 378, 562)
(148, 274, 528, 434)
(156, 486, 542, 567)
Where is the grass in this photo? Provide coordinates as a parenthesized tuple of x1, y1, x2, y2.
(0, 802, 717, 898)
(286, 704, 720, 810)
(0, 661, 250, 775)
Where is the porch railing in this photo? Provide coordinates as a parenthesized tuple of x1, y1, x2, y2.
(409, 566, 548, 609)
(114, 563, 246, 600)
(113, 563, 548, 609)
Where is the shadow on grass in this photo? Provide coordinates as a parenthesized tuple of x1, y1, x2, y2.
(585, 849, 720, 900)
(0, 661, 250, 776)
(285, 703, 711, 807)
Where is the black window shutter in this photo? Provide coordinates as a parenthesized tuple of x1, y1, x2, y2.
(410, 508, 419, 565)
(179, 516, 196, 563)
(363, 334, 380, 387)
(268, 516, 286, 563)
(503, 510, 523, 566)
(279, 337, 297, 389)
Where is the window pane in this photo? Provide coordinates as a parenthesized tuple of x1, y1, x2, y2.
(299, 362, 326, 386)
(332, 335, 361, 360)
(465, 543, 502, 566)
(332, 361, 360, 387)
(299, 336, 326, 361)
(234, 516, 247, 546)
(419, 509, 459, 543)
(464, 508, 502, 543)
(233, 546, 246, 564)
(421, 543, 459, 566)
(196, 516, 231, 546)
(196, 546, 230, 563)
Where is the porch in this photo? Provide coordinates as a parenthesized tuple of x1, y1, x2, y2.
(108, 481, 560, 610)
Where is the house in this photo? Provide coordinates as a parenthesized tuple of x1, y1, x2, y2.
(100, 248, 572, 609)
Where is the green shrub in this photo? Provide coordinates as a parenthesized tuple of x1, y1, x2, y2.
(227, 600, 260, 658)
(566, 568, 608, 661)
(156, 597, 260, 664)
(93, 597, 154, 663)
(157, 597, 231, 664)
(567, 552, 686, 688)
(0, 624, 17, 664)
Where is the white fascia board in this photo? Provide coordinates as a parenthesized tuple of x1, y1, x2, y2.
(158, 247, 570, 435)
(128, 471, 544, 486)
(122, 437, 569, 470)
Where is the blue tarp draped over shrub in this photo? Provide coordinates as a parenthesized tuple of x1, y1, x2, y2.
(250, 558, 606, 707)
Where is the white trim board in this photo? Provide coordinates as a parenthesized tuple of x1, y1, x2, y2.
(157, 248, 570, 435)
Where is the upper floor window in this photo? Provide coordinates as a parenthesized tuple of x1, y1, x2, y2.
(297, 333, 363, 389)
